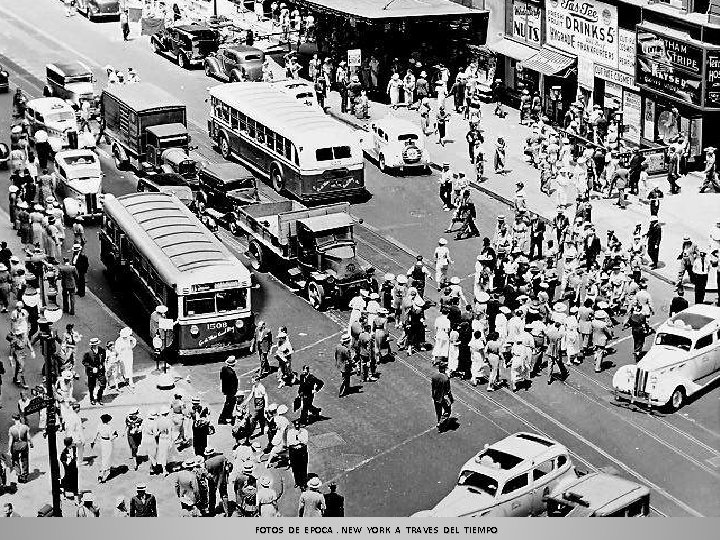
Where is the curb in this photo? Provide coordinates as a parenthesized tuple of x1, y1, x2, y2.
(328, 108, 685, 290)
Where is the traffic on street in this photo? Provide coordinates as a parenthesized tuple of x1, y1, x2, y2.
(0, 0, 719, 520)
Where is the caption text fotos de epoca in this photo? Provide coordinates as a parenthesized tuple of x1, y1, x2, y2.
(255, 526, 499, 535)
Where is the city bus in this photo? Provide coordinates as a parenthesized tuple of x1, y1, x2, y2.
(99, 192, 255, 357)
(207, 82, 367, 203)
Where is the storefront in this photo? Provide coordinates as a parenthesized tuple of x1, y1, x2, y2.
(635, 23, 720, 165)
(521, 46, 577, 122)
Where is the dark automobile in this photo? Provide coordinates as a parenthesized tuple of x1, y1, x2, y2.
(198, 162, 258, 234)
(150, 25, 219, 69)
(137, 172, 194, 205)
(0, 64, 8, 93)
(75, 0, 120, 21)
(204, 44, 265, 82)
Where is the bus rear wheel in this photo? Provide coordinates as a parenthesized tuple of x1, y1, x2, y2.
(271, 166, 285, 193)
(248, 240, 265, 271)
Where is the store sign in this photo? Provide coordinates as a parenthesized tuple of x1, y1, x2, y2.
(512, 1, 542, 45)
(637, 30, 702, 75)
(546, 0, 619, 68)
(706, 50, 720, 108)
(594, 64, 636, 88)
(618, 29, 636, 77)
(604, 81, 622, 109)
(636, 56, 702, 105)
(347, 49, 362, 68)
(623, 90, 641, 144)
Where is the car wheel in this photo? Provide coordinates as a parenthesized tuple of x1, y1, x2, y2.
(152, 40, 162, 54)
(669, 387, 685, 411)
(229, 221, 238, 236)
(205, 64, 212, 77)
(178, 53, 188, 69)
(219, 135, 231, 160)
(378, 154, 387, 173)
(249, 241, 265, 271)
(271, 166, 284, 193)
(307, 282, 325, 311)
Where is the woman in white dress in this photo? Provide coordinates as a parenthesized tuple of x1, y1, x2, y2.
(115, 327, 137, 389)
(469, 330, 487, 385)
(432, 311, 451, 365)
(137, 409, 158, 473)
(565, 306, 581, 365)
(447, 329, 460, 376)
(386, 73, 401, 108)
(91, 413, 118, 483)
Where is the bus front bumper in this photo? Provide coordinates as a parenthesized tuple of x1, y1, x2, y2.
(178, 339, 253, 356)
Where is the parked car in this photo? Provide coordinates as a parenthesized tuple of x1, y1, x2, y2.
(204, 44, 265, 82)
(613, 304, 720, 411)
(150, 25, 219, 69)
(0, 64, 8, 93)
(75, 0, 120, 21)
(272, 79, 320, 109)
(361, 116, 430, 174)
(412, 432, 576, 517)
(137, 172, 194, 205)
(545, 471, 651, 517)
(53, 149, 104, 221)
(43, 62, 97, 109)
(25, 97, 81, 153)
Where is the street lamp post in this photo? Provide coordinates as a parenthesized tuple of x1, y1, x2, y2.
(39, 304, 63, 517)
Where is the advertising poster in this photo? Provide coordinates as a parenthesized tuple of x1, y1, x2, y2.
(636, 56, 702, 105)
(618, 28, 636, 77)
(603, 81, 622, 109)
(706, 49, 720, 108)
(546, 0, 619, 68)
(512, 1, 542, 45)
(643, 96, 655, 141)
(623, 90, 642, 144)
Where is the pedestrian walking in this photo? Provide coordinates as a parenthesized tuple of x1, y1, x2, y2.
(8, 330, 33, 390)
(76, 492, 101, 517)
(60, 436, 79, 499)
(265, 404, 290, 468)
(90, 413, 118, 483)
(494, 137, 506, 173)
(252, 321, 273, 377)
(274, 328, 295, 387)
(125, 408, 143, 470)
(286, 419, 309, 489)
(57, 257, 78, 314)
(82, 338, 107, 405)
(72, 244, 89, 297)
(434, 238, 452, 287)
(7, 414, 32, 483)
(335, 334, 353, 398)
(297, 365, 323, 424)
(692, 250, 710, 304)
(298, 476, 325, 517)
(129, 484, 158, 517)
(204, 449, 230, 516)
(591, 309, 613, 373)
(431, 363, 453, 431)
(257, 474, 284, 517)
(666, 145, 681, 194)
(647, 217, 662, 269)
(120, 10, 130, 41)
(156, 407, 175, 475)
(323, 482, 345, 516)
(115, 327, 137, 389)
(137, 409, 158, 472)
(191, 404, 214, 457)
(218, 356, 239, 425)
(436, 106, 450, 146)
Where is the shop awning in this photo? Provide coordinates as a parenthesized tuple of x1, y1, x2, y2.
(487, 38, 538, 62)
(521, 46, 576, 76)
(290, 0, 484, 21)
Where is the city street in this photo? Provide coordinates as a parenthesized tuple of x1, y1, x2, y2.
(1, 0, 719, 517)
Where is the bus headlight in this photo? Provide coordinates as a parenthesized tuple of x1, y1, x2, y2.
(235, 319, 244, 329)
(190, 325, 200, 337)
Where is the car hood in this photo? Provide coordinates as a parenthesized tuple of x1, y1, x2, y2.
(161, 147, 190, 165)
(638, 345, 689, 371)
(322, 252, 369, 281)
(46, 118, 77, 132)
(422, 487, 495, 517)
(64, 175, 102, 195)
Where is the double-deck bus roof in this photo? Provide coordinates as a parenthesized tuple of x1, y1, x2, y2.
(209, 82, 359, 149)
(103, 192, 251, 291)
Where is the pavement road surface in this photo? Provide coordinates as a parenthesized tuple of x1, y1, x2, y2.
(1, 0, 719, 517)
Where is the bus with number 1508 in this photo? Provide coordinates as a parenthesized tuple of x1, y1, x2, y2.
(100, 192, 255, 357)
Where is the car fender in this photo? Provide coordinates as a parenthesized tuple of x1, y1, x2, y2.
(652, 372, 702, 403)
(63, 197, 80, 219)
(205, 56, 220, 76)
(612, 364, 637, 393)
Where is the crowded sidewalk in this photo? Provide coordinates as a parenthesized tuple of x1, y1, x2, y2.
(321, 89, 719, 293)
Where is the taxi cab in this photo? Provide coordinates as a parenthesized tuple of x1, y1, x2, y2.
(612, 304, 720, 411)
(361, 116, 430, 175)
(26, 97, 80, 153)
(412, 432, 576, 517)
(53, 149, 104, 221)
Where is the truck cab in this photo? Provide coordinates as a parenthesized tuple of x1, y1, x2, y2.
(44, 62, 96, 110)
(144, 123, 197, 180)
(293, 213, 372, 309)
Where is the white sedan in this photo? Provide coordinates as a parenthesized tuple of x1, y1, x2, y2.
(53, 149, 104, 221)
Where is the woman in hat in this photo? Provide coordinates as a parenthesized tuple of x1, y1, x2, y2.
(115, 327, 137, 389)
(469, 329, 487, 386)
(60, 435, 79, 498)
(392, 274, 407, 325)
(447, 327, 460, 376)
(106, 340, 125, 392)
(137, 409, 159, 471)
(494, 137, 506, 174)
(273, 327, 295, 388)
(298, 476, 326, 517)
(257, 474, 284, 517)
(91, 413, 118, 483)
(432, 309, 451, 366)
(124, 408, 143, 470)
(591, 309, 613, 373)
(386, 73, 401, 109)
(76, 492, 100, 517)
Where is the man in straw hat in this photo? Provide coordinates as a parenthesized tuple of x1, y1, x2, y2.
(298, 476, 326, 517)
(218, 356, 238, 425)
(335, 333, 353, 398)
(129, 483, 157, 517)
(700, 147, 719, 193)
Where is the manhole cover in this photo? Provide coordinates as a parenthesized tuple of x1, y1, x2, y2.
(311, 432, 345, 451)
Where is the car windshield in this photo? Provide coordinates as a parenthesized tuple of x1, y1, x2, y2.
(191, 30, 217, 41)
(315, 228, 352, 248)
(183, 288, 248, 317)
(398, 134, 418, 142)
(158, 136, 189, 147)
(457, 471, 498, 497)
(62, 155, 98, 167)
(66, 75, 92, 84)
(244, 54, 262, 61)
(178, 161, 197, 177)
(46, 110, 75, 122)
(322, 245, 355, 260)
(654, 332, 692, 351)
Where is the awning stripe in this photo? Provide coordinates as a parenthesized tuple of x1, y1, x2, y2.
(521, 46, 576, 76)
(487, 38, 538, 62)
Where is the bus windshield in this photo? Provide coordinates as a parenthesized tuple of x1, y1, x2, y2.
(183, 288, 248, 317)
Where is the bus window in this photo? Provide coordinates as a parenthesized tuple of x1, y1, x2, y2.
(184, 293, 216, 317)
(247, 118, 256, 138)
(265, 129, 276, 150)
(238, 111, 247, 132)
(316, 146, 352, 161)
(217, 288, 248, 312)
(256, 124, 265, 144)
(230, 109, 238, 131)
(315, 148, 333, 161)
(284, 139, 292, 160)
(334, 146, 351, 159)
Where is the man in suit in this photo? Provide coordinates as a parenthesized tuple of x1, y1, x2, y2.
(204, 448, 230, 516)
(324, 482, 345, 517)
(219, 356, 238, 425)
(583, 227, 602, 269)
(129, 484, 157, 517)
(252, 321, 273, 377)
(71, 244, 89, 297)
(646, 217, 662, 269)
(58, 257, 79, 314)
(430, 363, 453, 431)
(297, 365, 323, 425)
(82, 338, 107, 405)
(335, 334, 353, 398)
